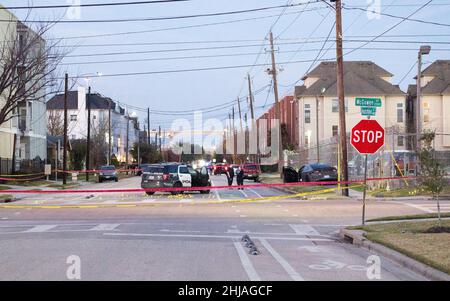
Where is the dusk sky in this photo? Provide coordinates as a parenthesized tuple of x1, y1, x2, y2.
(4, 0, 450, 131)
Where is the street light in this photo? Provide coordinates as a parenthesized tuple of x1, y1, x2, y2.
(416, 45, 431, 151)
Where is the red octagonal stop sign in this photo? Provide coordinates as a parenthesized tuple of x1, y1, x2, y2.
(350, 119, 385, 154)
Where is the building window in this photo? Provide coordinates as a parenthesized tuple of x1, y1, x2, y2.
(397, 103, 404, 123)
(423, 101, 430, 123)
(397, 135, 404, 147)
(304, 104, 311, 124)
(70, 115, 77, 121)
(332, 125, 338, 137)
(332, 99, 348, 113)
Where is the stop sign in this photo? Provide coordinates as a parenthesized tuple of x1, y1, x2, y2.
(350, 119, 385, 154)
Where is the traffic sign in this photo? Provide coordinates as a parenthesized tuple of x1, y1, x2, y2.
(355, 97, 382, 107)
(361, 107, 376, 116)
(350, 119, 385, 154)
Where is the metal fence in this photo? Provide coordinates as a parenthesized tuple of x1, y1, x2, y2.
(285, 132, 450, 190)
(0, 158, 45, 175)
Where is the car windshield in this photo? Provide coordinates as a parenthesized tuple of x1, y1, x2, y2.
(144, 166, 164, 173)
(100, 166, 115, 170)
(311, 164, 333, 170)
(179, 166, 189, 174)
(164, 165, 178, 174)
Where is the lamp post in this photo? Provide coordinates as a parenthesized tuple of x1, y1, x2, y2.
(416, 45, 431, 150)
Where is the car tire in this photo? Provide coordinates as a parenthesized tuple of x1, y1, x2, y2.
(115, 178, 118, 182)
(146, 191, 155, 196)
(171, 182, 183, 195)
(99, 178, 103, 183)
(305, 175, 311, 182)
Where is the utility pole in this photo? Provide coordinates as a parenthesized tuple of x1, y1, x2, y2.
(268, 31, 283, 173)
(315, 95, 320, 163)
(158, 126, 162, 154)
(147, 107, 151, 145)
(108, 100, 112, 165)
(126, 112, 129, 169)
(248, 73, 257, 163)
(237, 97, 243, 133)
(86, 86, 91, 182)
(232, 106, 236, 162)
(335, 0, 349, 196)
(63, 73, 68, 185)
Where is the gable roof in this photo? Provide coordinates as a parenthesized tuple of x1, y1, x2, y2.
(420, 60, 450, 94)
(47, 91, 118, 111)
(298, 67, 404, 97)
(301, 61, 393, 81)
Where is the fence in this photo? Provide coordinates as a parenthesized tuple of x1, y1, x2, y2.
(285, 132, 450, 190)
(0, 158, 45, 175)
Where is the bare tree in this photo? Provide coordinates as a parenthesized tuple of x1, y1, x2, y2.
(47, 109, 64, 136)
(0, 15, 66, 127)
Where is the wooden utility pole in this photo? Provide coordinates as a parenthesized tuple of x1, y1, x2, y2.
(335, 0, 349, 196)
(63, 73, 68, 185)
(108, 100, 112, 165)
(86, 86, 91, 182)
(147, 107, 151, 145)
(232, 106, 237, 161)
(316, 95, 320, 163)
(237, 97, 243, 133)
(269, 31, 283, 173)
(158, 126, 162, 153)
(247, 73, 257, 163)
(125, 112, 129, 168)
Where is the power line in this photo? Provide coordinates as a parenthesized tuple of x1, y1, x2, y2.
(343, 4, 450, 28)
(1, 0, 190, 10)
(43, 7, 328, 41)
(2, 1, 324, 24)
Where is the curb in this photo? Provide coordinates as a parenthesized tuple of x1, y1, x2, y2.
(339, 228, 450, 281)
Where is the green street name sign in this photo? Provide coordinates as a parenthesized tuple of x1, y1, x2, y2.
(361, 106, 376, 116)
(355, 97, 382, 107)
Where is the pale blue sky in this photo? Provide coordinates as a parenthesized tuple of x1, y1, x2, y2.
(3, 0, 450, 130)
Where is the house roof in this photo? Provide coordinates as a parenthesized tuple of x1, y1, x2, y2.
(298, 68, 404, 97)
(420, 60, 450, 94)
(47, 91, 118, 111)
(301, 61, 393, 81)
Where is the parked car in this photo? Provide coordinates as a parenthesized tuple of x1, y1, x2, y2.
(213, 163, 229, 175)
(141, 163, 191, 195)
(299, 163, 338, 182)
(141, 164, 165, 195)
(242, 163, 261, 182)
(98, 165, 118, 183)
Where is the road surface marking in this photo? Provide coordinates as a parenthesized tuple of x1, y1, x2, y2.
(289, 224, 319, 235)
(24, 225, 58, 233)
(259, 238, 304, 281)
(247, 188, 262, 198)
(233, 242, 261, 281)
(103, 232, 333, 241)
(90, 224, 120, 231)
(403, 203, 434, 213)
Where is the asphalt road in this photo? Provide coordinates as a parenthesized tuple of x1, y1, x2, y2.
(0, 175, 445, 280)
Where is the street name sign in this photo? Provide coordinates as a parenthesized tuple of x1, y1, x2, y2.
(350, 119, 385, 154)
(355, 97, 382, 107)
(360, 106, 376, 116)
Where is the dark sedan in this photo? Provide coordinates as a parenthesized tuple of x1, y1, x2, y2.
(299, 163, 338, 182)
(283, 163, 337, 183)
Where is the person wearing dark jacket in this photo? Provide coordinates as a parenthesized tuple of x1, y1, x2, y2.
(236, 166, 244, 190)
(226, 166, 234, 186)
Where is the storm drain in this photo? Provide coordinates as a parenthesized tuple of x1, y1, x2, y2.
(241, 235, 260, 256)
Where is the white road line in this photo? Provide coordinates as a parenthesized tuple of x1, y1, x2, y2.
(233, 242, 261, 281)
(403, 203, 434, 213)
(90, 224, 120, 231)
(247, 188, 263, 198)
(24, 225, 58, 233)
(289, 224, 320, 236)
(259, 238, 304, 281)
(103, 232, 333, 241)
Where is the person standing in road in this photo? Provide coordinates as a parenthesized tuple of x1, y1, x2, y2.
(236, 166, 244, 190)
(226, 166, 234, 186)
